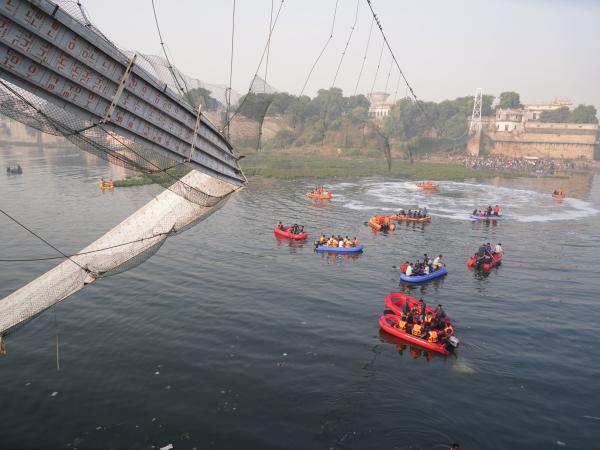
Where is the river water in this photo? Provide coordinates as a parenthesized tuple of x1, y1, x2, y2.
(1, 146, 599, 449)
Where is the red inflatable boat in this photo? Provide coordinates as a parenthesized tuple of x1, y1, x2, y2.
(274, 226, 308, 240)
(379, 314, 452, 355)
(467, 252, 502, 271)
(380, 293, 457, 356)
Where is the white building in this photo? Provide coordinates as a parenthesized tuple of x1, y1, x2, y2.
(367, 92, 392, 119)
(494, 108, 524, 132)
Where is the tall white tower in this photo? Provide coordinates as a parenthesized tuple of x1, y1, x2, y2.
(469, 88, 483, 133)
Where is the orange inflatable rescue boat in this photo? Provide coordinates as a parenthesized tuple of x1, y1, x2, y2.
(369, 215, 396, 231)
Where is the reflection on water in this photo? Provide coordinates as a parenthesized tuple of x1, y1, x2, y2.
(1, 146, 599, 449)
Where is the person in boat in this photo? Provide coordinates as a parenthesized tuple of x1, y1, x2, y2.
(277, 221, 284, 230)
(487, 205, 493, 216)
(423, 207, 428, 215)
(553, 189, 559, 195)
(418, 298, 427, 322)
(400, 261, 409, 274)
(450, 443, 460, 450)
(423, 264, 430, 275)
(485, 242, 492, 254)
(407, 209, 412, 217)
(493, 205, 500, 216)
(472, 208, 478, 216)
(338, 239, 344, 248)
(432, 254, 444, 270)
(405, 263, 414, 277)
(318, 235, 327, 245)
(423, 253, 430, 266)
(352, 237, 360, 247)
(494, 242, 503, 254)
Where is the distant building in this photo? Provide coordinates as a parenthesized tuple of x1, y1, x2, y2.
(524, 98, 573, 121)
(495, 108, 524, 132)
(367, 92, 392, 119)
(469, 97, 599, 160)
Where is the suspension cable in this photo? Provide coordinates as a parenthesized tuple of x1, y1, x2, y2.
(353, 15, 374, 95)
(225, 0, 236, 140)
(221, 0, 285, 132)
(331, 0, 360, 88)
(368, 36, 384, 97)
(364, 0, 437, 133)
(264, 0, 274, 91)
(151, 0, 188, 98)
(299, 0, 339, 97)
(0, 207, 89, 272)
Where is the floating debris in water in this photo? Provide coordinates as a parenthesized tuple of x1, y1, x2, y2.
(583, 415, 600, 421)
(155, 371, 160, 375)
(282, 353, 288, 357)
(557, 441, 566, 446)
(160, 444, 173, 450)
(51, 391, 58, 397)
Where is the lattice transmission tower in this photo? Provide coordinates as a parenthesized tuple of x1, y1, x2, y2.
(469, 88, 483, 133)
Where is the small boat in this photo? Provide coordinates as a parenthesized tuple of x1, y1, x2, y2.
(416, 181, 438, 190)
(274, 226, 308, 240)
(369, 215, 396, 231)
(379, 314, 456, 356)
(390, 214, 432, 223)
(315, 244, 364, 253)
(99, 178, 114, 190)
(467, 252, 502, 271)
(400, 267, 447, 283)
(469, 214, 503, 221)
(306, 191, 332, 200)
(552, 190, 565, 200)
(6, 164, 22, 175)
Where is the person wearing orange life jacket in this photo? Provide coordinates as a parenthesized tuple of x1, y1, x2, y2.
(412, 322, 424, 337)
(396, 317, 407, 331)
(493, 205, 501, 216)
(352, 237, 360, 247)
(424, 312, 433, 326)
(318, 235, 327, 245)
(427, 329, 439, 343)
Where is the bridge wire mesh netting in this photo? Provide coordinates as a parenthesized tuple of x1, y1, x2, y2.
(0, 1, 245, 337)
(0, 0, 230, 208)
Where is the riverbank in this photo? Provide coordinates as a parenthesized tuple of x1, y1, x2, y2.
(241, 154, 529, 180)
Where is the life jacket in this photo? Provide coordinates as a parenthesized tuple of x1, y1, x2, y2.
(424, 313, 433, 325)
(493, 207, 499, 214)
(412, 324, 423, 336)
(445, 325, 454, 336)
(396, 320, 407, 331)
(428, 330, 438, 343)
(353, 240, 360, 246)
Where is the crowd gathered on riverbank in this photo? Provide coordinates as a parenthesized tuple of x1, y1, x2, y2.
(454, 155, 584, 174)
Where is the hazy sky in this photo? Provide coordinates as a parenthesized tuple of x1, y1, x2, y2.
(84, 0, 600, 109)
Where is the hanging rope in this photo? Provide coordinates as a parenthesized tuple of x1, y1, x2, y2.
(221, 0, 285, 132)
(368, 37, 385, 97)
(331, 0, 360, 88)
(0, 207, 89, 272)
(383, 58, 393, 95)
(353, 16, 374, 95)
(225, 0, 237, 140)
(365, 0, 438, 134)
(298, 0, 339, 97)
(264, 0, 274, 92)
(151, 0, 189, 99)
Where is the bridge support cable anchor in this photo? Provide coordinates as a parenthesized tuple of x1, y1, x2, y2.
(100, 53, 138, 124)
(188, 105, 202, 162)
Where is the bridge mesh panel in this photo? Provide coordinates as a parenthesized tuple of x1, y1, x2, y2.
(0, 0, 233, 207)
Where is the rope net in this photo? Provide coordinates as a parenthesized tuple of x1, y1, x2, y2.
(0, 0, 241, 338)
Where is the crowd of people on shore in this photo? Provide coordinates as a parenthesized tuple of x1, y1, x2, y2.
(395, 299, 454, 344)
(317, 234, 360, 248)
(473, 242, 503, 264)
(472, 205, 501, 217)
(400, 254, 445, 277)
(456, 155, 579, 174)
(395, 208, 429, 218)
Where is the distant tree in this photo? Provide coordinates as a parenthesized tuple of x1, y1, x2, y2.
(497, 91, 521, 109)
(569, 104, 598, 123)
(539, 107, 571, 123)
(539, 105, 597, 124)
(186, 87, 220, 111)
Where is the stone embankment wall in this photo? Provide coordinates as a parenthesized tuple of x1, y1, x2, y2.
(481, 122, 598, 159)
